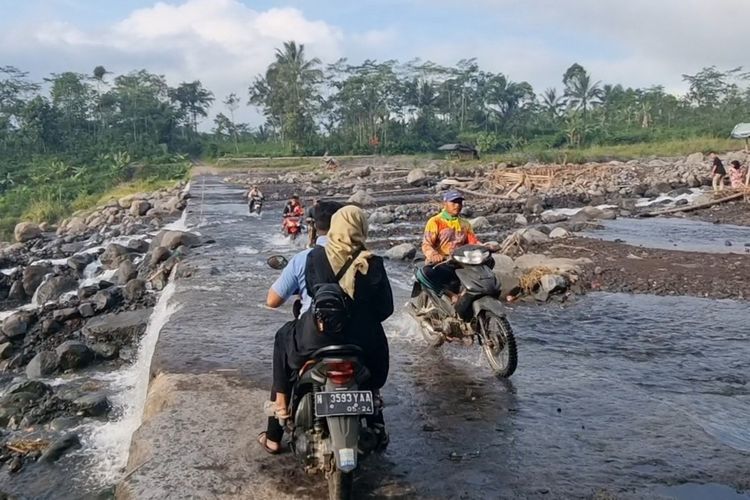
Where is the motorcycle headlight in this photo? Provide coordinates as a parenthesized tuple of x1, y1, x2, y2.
(453, 248, 489, 265)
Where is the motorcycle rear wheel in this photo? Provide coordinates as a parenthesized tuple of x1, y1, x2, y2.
(477, 311, 517, 378)
(327, 469, 354, 500)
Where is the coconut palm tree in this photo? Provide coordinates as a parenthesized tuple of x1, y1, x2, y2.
(563, 66, 603, 118)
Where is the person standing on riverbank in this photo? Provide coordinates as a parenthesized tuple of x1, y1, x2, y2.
(709, 153, 727, 191)
(729, 160, 747, 189)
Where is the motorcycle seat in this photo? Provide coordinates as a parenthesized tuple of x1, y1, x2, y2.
(298, 344, 364, 376)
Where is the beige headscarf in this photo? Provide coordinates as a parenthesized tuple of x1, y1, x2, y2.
(325, 205, 373, 298)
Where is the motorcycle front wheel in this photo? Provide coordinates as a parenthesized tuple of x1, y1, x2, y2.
(327, 469, 354, 500)
(477, 311, 517, 378)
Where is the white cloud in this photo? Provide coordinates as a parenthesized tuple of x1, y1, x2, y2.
(0, 0, 344, 126)
(352, 27, 398, 48)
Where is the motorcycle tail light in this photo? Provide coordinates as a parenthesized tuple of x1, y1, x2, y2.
(326, 361, 355, 385)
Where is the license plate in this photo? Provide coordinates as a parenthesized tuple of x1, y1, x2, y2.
(314, 391, 374, 417)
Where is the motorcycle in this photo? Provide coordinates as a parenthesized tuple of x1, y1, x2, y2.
(407, 244, 518, 378)
(248, 196, 264, 215)
(282, 215, 303, 240)
(282, 344, 382, 500)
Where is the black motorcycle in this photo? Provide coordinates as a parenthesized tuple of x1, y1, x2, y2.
(248, 196, 263, 215)
(407, 244, 518, 378)
(283, 344, 383, 500)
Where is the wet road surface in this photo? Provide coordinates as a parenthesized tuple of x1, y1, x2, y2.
(121, 176, 750, 499)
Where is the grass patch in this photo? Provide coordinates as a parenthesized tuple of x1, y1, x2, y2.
(72, 179, 179, 213)
(491, 137, 741, 164)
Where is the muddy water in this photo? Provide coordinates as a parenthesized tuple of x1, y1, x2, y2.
(143, 177, 749, 499)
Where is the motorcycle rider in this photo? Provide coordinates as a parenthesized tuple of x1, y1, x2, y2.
(420, 190, 479, 299)
(260, 205, 392, 454)
(260, 201, 342, 453)
(247, 185, 264, 212)
(282, 194, 304, 218)
(305, 198, 319, 248)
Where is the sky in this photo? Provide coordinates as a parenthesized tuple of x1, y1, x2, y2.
(1, 0, 748, 126)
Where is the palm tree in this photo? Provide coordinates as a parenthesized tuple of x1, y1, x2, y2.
(565, 71, 603, 118)
(540, 88, 565, 120)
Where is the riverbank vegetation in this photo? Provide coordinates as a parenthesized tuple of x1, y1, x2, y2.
(2, 42, 749, 235)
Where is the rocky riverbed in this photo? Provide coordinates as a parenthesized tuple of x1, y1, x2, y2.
(0, 183, 212, 497)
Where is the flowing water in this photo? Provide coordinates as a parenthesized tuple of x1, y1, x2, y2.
(4, 176, 749, 499)
(583, 217, 750, 254)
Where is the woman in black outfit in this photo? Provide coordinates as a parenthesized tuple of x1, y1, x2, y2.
(259, 205, 393, 454)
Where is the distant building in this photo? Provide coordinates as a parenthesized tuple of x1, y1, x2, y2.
(438, 143, 479, 161)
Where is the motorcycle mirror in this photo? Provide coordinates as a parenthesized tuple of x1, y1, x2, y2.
(267, 255, 288, 270)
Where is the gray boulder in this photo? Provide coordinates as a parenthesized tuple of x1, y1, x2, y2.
(78, 302, 95, 318)
(40, 434, 81, 463)
(34, 275, 78, 304)
(56, 341, 94, 370)
(541, 212, 568, 224)
(685, 152, 704, 165)
(91, 342, 119, 360)
(385, 243, 417, 261)
(123, 279, 147, 303)
(67, 253, 95, 273)
(116, 260, 138, 285)
(549, 227, 571, 239)
(469, 216, 490, 231)
(492, 254, 515, 274)
(347, 190, 376, 206)
(158, 230, 201, 251)
(127, 239, 150, 253)
(91, 288, 122, 312)
(129, 200, 152, 216)
(518, 228, 549, 244)
(540, 274, 568, 294)
(2, 311, 32, 339)
(14, 222, 42, 243)
(73, 393, 110, 417)
(26, 351, 59, 378)
(23, 265, 52, 296)
(0, 342, 13, 359)
(406, 169, 429, 186)
(369, 210, 395, 225)
(100, 243, 134, 270)
(83, 308, 152, 344)
(150, 246, 172, 268)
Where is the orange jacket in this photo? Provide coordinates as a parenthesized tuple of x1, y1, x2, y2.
(421, 211, 478, 260)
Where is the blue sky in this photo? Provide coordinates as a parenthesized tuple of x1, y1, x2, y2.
(1, 0, 747, 124)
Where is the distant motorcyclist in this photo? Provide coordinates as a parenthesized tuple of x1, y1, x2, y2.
(420, 190, 479, 299)
(247, 185, 264, 213)
(305, 198, 319, 247)
(282, 194, 304, 218)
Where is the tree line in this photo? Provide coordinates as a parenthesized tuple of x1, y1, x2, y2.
(243, 42, 750, 155)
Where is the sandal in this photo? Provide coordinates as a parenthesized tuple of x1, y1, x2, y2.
(257, 432, 281, 455)
(263, 400, 290, 420)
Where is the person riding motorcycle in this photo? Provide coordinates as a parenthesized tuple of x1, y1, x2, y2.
(283, 194, 304, 218)
(247, 185, 264, 212)
(305, 198, 319, 248)
(420, 190, 479, 299)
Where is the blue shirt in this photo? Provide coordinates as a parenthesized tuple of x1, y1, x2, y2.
(271, 236, 328, 314)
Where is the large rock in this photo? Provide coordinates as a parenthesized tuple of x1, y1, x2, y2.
(34, 275, 78, 304)
(150, 230, 201, 251)
(73, 393, 110, 417)
(469, 216, 490, 231)
(347, 190, 376, 206)
(540, 274, 568, 294)
(406, 169, 429, 186)
(127, 239, 150, 253)
(129, 200, 152, 216)
(0, 341, 13, 359)
(56, 341, 94, 370)
(369, 210, 395, 225)
(492, 254, 515, 274)
(385, 243, 417, 261)
(518, 228, 549, 245)
(14, 222, 42, 243)
(66, 217, 89, 236)
(685, 152, 704, 165)
(100, 243, 134, 270)
(514, 253, 592, 274)
(116, 260, 138, 285)
(23, 265, 52, 296)
(83, 308, 152, 345)
(40, 434, 81, 463)
(67, 253, 96, 273)
(541, 212, 568, 224)
(549, 227, 571, 239)
(2, 311, 32, 339)
(26, 351, 59, 378)
(91, 288, 123, 312)
(123, 279, 147, 302)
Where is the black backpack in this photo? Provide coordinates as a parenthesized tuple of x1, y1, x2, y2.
(312, 249, 361, 334)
